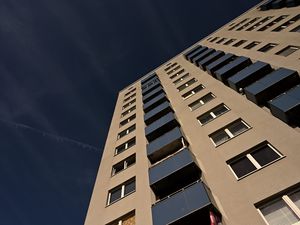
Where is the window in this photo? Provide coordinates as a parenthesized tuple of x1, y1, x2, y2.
(258, 15, 288, 31)
(246, 16, 273, 31)
(216, 38, 227, 44)
(276, 45, 300, 57)
(120, 114, 136, 127)
(107, 177, 136, 205)
(125, 88, 136, 96)
(122, 99, 136, 110)
(165, 62, 178, 72)
(115, 137, 136, 155)
(258, 43, 278, 52)
(258, 188, 300, 225)
(244, 41, 261, 50)
(291, 25, 300, 32)
(228, 18, 249, 31)
(273, 14, 300, 32)
(177, 78, 197, 91)
(236, 17, 261, 31)
(210, 37, 219, 43)
(112, 154, 136, 176)
(188, 93, 215, 111)
(224, 39, 236, 45)
(173, 73, 190, 84)
(124, 93, 136, 102)
(197, 104, 230, 125)
(170, 68, 185, 79)
(182, 84, 205, 100)
(121, 106, 136, 117)
(117, 124, 136, 139)
(209, 119, 250, 146)
(107, 211, 135, 225)
(228, 142, 283, 179)
(233, 40, 247, 47)
(167, 65, 181, 75)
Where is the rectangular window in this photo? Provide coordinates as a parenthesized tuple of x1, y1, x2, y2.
(124, 93, 136, 102)
(275, 45, 300, 57)
(273, 14, 300, 32)
(228, 18, 249, 31)
(165, 62, 178, 72)
(258, 188, 300, 225)
(177, 78, 197, 91)
(258, 15, 288, 31)
(106, 211, 135, 225)
(188, 93, 215, 111)
(125, 88, 136, 96)
(170, 68, 185, 79)
(209, 119, 250, 146)
(244, 41, 261, 50)
(181, 84, 205, 100)
(236, 17, 261, 31)
(121, 106, 136, 117)
(233, 40, 247, 47)
(258, 43, 278, 52)
(228, 142, 283, 179)
(119, 114, 136, 127)
(115, 137, 136, 155)
(167, 65, 181, 75)
(224, 38, 236, 45)
(117, 124, 136, 139)
(173, 73, 190, 84)
(291, 25, 300, 32)
(246, 16, 273, 31)
(122, 99, 136, 110)
(197, 104, 230, 125)
(210, 37, 219, 43)
(112, 154, 136, 176)
(216, 38, 227, 44)
(107, 177, 136, 205)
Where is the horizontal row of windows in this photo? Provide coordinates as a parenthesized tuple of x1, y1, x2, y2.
(209, 36, 300, 57)
(227, 14, 300, 32)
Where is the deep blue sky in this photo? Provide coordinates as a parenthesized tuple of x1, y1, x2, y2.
(0, 0, 259, 224)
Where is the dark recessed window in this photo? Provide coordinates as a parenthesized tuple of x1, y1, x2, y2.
(122, 99, 136, 110)
(117, 124, 136, 139)
(167, 65, 181, 75)
(210, 37, 219, 43)
(112, 154, 136, 176)
(273, 14, 300, 32)
(165, 62, 178, 72)
(236, 17, 261, 31)
(224, 39, 236, 45)
(121, 105, 136, 117)
(209, 119, 250, 146)
(181, 84, 205, 100)
(124, 93, 136, 103)
(216, 38, 227, 44)
(228, 142, 283, 179)
(170, 68, 185, 79)
(124, 88, 136, 96)
(244, 41, 261, 50)
(228, 18, 249, 31)
(258, 15, 288, 31)
(258, 43, 278, 52)
(197, 104, 230, 125)
(291, 25, 300, 32)
(233, 40, 247, 47)
(188, 93, 215, 111)
(173, 73, 190, 85)
(107, 178, 136, 205)
(276, 45, 300, 56)
(115, 137, 136, 155)
(119, 114, 136, 127)
(177, 78, 197, 91)
(246, 16, 273, 31)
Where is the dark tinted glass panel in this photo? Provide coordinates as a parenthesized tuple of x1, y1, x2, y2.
(124, 180, 136, 195)
(214, 105, 229, 116)
(231, 157, 257, 178)
(228, 121, 249, 136)
(211, 130, 230, 145)
(109, 188, 122, 203)
(251, 145, 281, 166)
(198, 114, 214, 124)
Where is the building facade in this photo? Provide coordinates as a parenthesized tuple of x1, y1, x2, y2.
(85, 1, 300, 225)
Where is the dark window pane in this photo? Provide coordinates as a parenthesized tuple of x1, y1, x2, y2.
(230, 157, 257, 178)
(109, 188, 122, 203)
(198, 113, 214, 124)
(251, 145, 281, 166)
(124, 180, 136, 195)
(211, 130, 230, 145)
(213, 105, 229, 117)
(228, 121, 249, 136)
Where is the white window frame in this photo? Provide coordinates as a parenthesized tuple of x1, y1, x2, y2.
(182, 84, 205, 100)
(228, 143, 283, 180)
(170, 68, 185, 79)
(209, 119, 251, 147)
(111, 154, 136, 176)
(257, 188, 300, 225)
(188, 93, 215, 111)
(115, 138, 136, 155)
(167, 65, 181, 75)
(107, 178, 136, 205)
(198, 104, 230, 125)
(122, 99, 136, 110)
(173, 73, 190, 84)
(117, 124, 136, 139)
(121, 105, 136, 117)
(177, 78, 197, 91)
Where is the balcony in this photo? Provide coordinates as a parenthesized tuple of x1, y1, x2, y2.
(269, 85, 300, 126)
(206, 53, 236, 77)
(152, 181, 215, 225)
(215, 56, 252, 85)
(149, 148, 201, 199)
(145, 112, 179, 142)
(142, 83, 161, 96)
(143, 92, 168, 113)
(142, 77, 160, 93)
(192, 48, 215, 66)
(141, 73, 157, 85)
(184, 45, 202, 60)
(228, 61, 273, 92)
(197, 50, 225, 71)
(147, 127, 184, 163)
(144, 101, 173, 126)
(143, 86, 165, 104)
(186, 46, 208, 63)
(245, 68, 300, 106)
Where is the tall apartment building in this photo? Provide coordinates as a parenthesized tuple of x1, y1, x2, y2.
(85, 1, 300, 224)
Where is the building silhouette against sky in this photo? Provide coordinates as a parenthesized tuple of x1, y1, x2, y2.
(85, 1, 300, 224)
